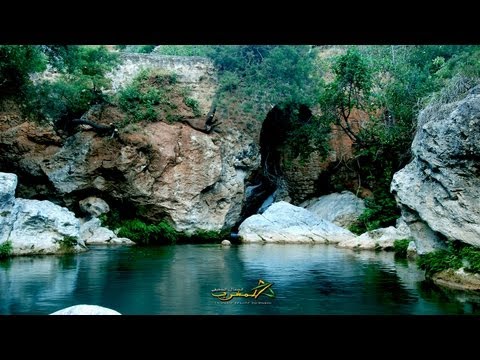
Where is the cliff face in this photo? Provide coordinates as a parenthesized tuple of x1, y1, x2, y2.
(0, 52, 370, 233)
(0, 55, 260, 233)
(391, 86, 480, 253)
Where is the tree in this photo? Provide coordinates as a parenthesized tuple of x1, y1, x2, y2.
(319, 47, 373, 145)
(25, 45, 119, 134)
(0, 45, 47, 96)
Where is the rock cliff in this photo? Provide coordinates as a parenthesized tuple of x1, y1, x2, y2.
(391, 86, 480, 253)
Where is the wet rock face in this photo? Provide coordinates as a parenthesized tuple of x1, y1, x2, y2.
(391, 86, 480, 251)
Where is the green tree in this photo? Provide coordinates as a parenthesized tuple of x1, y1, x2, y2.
(26, 46, 119, 127)
(0, 45, 47, 96)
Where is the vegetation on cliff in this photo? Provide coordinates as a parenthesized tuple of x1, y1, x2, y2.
(1, 44, 479, 237)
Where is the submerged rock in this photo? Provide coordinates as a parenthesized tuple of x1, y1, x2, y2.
(300, 191, 365, 228)
(392, 86, 480, 251)
(50, 304, 121, 315)
(432, 268, 480, 292)
(238, 201, 355, 244)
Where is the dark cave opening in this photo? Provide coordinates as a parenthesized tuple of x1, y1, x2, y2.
(236, 104, 313, 228)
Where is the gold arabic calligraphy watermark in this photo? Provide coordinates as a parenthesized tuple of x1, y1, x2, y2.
(211, 279, 275, 304)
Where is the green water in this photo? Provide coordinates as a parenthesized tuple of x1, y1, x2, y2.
(1, 244, 479, 315)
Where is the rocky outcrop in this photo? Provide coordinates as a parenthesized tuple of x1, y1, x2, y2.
(238, 201, 355, 244)
(50, 304, 121, 315)
(79, 197, 110, 217)
(337, 226, 409, 251)
(300, 191, 365, 227)
(0, 54, 261, 234)
(432, 268, 480, 292)
(391, 86, 480, 252)
(0, 172, 86, 255)
(79, 217, 134, 245)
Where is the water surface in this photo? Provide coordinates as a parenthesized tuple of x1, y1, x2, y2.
(1, 244, 479, 315)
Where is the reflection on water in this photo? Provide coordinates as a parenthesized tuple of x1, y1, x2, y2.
(1, 244, 479, 315)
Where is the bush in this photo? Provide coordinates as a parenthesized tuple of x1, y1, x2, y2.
(25, 45, 118, 123)
(0, 45, 47, 96)
(393, 239, 410, 258)
(117, 69, 185, 126)
(57, 235, 79, 252)
(190, 229, 231, 243)
(184, 97, 201, 116)
(417, 242, 480, 276)
(117, 219, 180, 245)
(417, 250, 462, 276)
(0, 241, 13, 259)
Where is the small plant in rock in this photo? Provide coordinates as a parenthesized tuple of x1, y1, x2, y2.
(57, 235, 79, 252)
(393, 239, 411, 258)
(0, 241, 13, 259)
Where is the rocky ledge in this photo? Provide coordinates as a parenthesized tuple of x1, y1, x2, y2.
(0, 172, 133, 256)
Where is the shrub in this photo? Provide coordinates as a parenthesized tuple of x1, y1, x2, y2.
(117, 69, 185, 126)
(0, 241, 13, 259)
(417, 242, 480, 276)
(184, 97, 201, 117)
(393, 239, 411, 258)
(116, 219, 180, 245)
(57, 235, 79, 252)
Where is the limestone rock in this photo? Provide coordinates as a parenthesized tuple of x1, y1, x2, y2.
(79, 197, 110, 217)
(391, 86, 480, 250)
(0, 172, 86, 255)
(300, 191, 365, 227)
(79, 217, 135, 245)
(407, 241, 417, 259)
(50, 304, 121, 315)
(0, 172, 17, 208)
(221, 239, 231, 246)
(337, 226, 409, 251)
(238, 201, 355, 244)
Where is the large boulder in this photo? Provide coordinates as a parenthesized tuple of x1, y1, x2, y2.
(50, 304, 121, 315)
(238, 201, 355, 243)
(391, 86, 480, 252)
(337, 226, 409, 251)
(79, 196, 110, 217)
(300, 191, 365, 227)
(0, 172, 86, 255)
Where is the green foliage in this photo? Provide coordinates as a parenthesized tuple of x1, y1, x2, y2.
(393, 239, 411, 258)
(57, 235, 79, 251)
(349, 188, 399, 234)
(417, 242, 480, 276)
(184, 97, 201, 116)
(0, 241, 13, 259)
(120, 45, 156, 53)
(190, 228, 231, 243)
(0, 45, 47, 96)
(117, 219, 179, 245)
(154, 45, 212, 57)
(117, 69, 185, 126)
(25, 45, 118, 123)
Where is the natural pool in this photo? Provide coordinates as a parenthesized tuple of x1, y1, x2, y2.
(1, 244, 479, 315)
